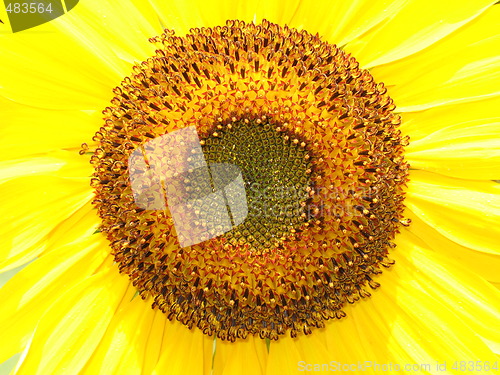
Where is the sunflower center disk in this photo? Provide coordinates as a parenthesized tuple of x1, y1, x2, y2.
(87, 20, 410, 341)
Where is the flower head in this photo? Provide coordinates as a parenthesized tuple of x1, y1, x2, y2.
(1, 1, 499, 374)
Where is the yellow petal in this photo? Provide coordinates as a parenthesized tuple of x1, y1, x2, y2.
(54, 0, 161, 66)
(0, 31, 117, 110)
(1, 99, 99, 161)
(80, 294, 153, 375)
(404, 209, 500, 284)
(346, 0, 496, 68)
(0, 196, 98, 306)
(0, 151, 93, 185)
(142, 310, 169, 375)
(265, 335, 302, 374)
(370, 4, 500, 111)
(267, 331, 331, 374)
(0, 0, 165, 110)
(400, 95, 499, 142)
(0, 157, 66, 184)
(299, 218, 500, 372)
(151, 0, 407, 52)
(405, 119, 500, 181)
(376, 284, 499, 368)
(149, 0, 404, 51)
(317, 291, 415, 372)
(392, 229, 500, 356)
(41, 200, 99, 256)
(339, 299, 417, 371)
(13, 267, 131, 375)
(213, 336, 268, 375)
(152, 320, 214, 375)
(406, 170, 500, 255)
(0, 235, 110, 364)
(318, 231, 500, 371)
(149, 0, 258, 37)
(0, 176, 93, 272)
(287, 0, 407, 49)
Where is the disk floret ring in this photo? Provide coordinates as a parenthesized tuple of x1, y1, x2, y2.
(85, 19, 410, 342)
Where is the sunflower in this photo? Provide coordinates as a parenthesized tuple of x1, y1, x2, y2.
(1, 0, 500, 374)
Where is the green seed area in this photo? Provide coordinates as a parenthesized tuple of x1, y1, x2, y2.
(197, 120, 313, 250)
